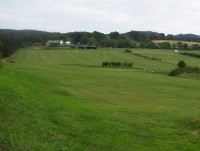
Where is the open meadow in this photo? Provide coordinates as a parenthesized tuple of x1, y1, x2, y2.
(0, 47, 200, 151)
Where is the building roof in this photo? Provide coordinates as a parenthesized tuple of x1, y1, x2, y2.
(47, 40, 59, 44)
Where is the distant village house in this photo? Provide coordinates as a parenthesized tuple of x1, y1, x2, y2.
(59, 40, 64, 45)
(47, 40, 60, 47)
(66, 41, 71, 45)
(32, 43, 42, 47)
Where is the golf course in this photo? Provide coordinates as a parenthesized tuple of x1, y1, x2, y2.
(0, 47, 200, 151)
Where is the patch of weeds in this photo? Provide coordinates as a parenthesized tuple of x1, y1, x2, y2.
(183, 116, 200, 142)
(53, 89, 71, 97)
(0, 140, 11, 151)
(52, 134, 66, 140)
(186, 116, 200, 130)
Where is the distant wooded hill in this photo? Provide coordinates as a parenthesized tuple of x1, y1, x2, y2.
(0, 29, 200, 44)
(0, 29, 200, 58)
(123, 31, 200, 42)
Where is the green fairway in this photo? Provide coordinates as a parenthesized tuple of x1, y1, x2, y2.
(0, 48, 200, 151)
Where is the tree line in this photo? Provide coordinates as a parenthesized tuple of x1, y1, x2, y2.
(0, 35, 21, 58)
(142, 41, 200, 50)
(0, 29, 200, 58)
(1, 29, 199, 46)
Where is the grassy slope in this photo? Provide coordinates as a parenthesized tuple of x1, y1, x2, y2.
(0, 48, 200, 151)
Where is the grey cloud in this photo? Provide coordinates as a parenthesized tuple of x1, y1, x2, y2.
(0, 0, 200, 34)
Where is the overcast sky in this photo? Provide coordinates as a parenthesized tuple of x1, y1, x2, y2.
(0, 0, 200, 35)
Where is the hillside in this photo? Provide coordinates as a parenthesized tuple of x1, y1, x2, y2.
(0, 47, 200, 151)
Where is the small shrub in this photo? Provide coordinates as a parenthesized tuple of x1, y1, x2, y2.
(116, 62, 121, 66)
(180, 52, 200, 58)
(133, 53, 161, 61)
(178, 60, 187, 68)
(168, 68, 183, 76)
(169, 65, 200, 76)
(102, 61, 133, 68)
(184, 66, 200, 74)
(10, 60, 16, 63)
(124, 49, 132, 53)
(102, 62, 109, 66)
(127, 62, 133, 67)
(0, 140, 11, 151)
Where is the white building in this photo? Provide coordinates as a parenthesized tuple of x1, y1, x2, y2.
(60, 40, 64, 45)
(66, 41, 71, 45)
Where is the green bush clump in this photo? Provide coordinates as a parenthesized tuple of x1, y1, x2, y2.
(102, 62, 109, 66)
(102, 61, 133, 68)
(133, 53, 161, 61)
(184, 66, 200, 74)
(169, 60, 200, 76)
(124, 49, 132, 53)
(168, 68, 183, 76)
(178, 60, 187, 68)
(180, 52, 200, 58)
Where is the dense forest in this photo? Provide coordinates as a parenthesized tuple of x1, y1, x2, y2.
(0, 34, 21, 58)
(0, 29, 200, 58)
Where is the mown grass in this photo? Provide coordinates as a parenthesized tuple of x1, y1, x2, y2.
(0, 48, 200, 151)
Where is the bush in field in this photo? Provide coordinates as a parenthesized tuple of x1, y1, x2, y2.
(133, 53, 161, 61)
(158, 42, 171, 49)
(127, 62, 133, 67)
(102, 62, 109, 66)
(169, 60, 186, 76)
(168, 68, 183, 76)
(109, 62, 121, 67)
(180, 52, 200, 58)
(124, 49, 132, 53)
(178, 60, 187, 68)
(102, 61, 133, 68)
(184, 66, 200, 74)
(169, 60, 200, 76)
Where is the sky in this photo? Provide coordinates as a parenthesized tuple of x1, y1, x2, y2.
(0, 0, 200, 35)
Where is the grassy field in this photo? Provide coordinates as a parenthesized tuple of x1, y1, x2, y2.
(0, 47, 200, 151)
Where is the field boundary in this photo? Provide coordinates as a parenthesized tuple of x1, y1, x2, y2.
(153, 40, 200, 46)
